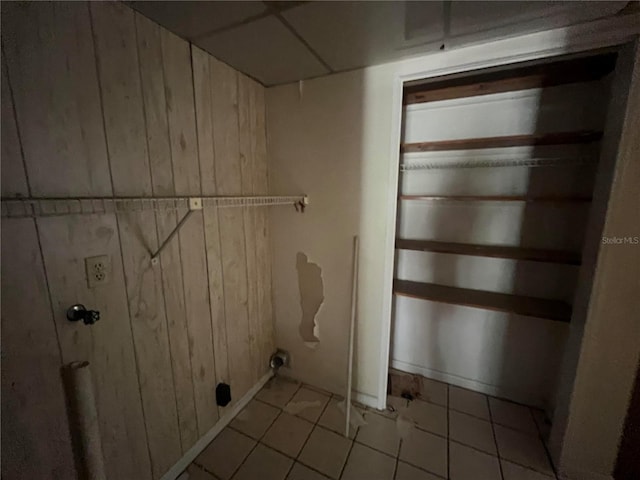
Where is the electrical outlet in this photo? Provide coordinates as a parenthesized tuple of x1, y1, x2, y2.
(85, 255, 111, 288)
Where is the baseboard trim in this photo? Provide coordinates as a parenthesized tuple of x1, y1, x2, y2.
(160, 371, 273, 480)
(390, 359, 545, 408)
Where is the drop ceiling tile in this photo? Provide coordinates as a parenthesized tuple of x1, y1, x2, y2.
(196, 16, 329, 86)
(130, 1, 267, 40)
(282, 1, 445, 72)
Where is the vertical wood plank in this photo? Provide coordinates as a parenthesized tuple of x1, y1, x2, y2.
(38, 214, 152, 480)
(2, 2, 111, 197)
(135, 12, 199, 453)
(90, 1, 151, 197)
(116, 209, 182, 477)
(91, 3, 181, 476)
(192, 46, 230, 418)
(1, 53, 29, 197)
(210, 57, 254, 401)
(162, 29, 218, 435)
(238, 74, 260, 384)
(1, 219, 76, 479)
(251, 81, 275, 372)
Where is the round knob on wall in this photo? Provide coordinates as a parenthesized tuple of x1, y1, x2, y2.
(67, 304, 101, 326)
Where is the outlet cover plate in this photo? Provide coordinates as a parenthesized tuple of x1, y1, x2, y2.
(85, 255, 111, 288)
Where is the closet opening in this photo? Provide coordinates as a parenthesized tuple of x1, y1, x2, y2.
(387, 49, 624, 470)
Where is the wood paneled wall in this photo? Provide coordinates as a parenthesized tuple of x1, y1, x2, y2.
(1, 2, 274, 479)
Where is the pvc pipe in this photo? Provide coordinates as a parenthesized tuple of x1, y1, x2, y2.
(345, 236, 359, 437)
(63, 361, 106, 480)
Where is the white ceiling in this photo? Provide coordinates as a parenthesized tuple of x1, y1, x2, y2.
(130, 1, 628, 86)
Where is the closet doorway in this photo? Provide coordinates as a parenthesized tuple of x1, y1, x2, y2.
(386, 49, 629, 473)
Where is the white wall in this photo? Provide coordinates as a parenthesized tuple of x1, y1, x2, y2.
(267, 63, 397, 400)
(550, 41, 640, 480)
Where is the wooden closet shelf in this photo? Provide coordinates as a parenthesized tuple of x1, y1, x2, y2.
(393, 280, 572, 322)
(403, 53, 617, 105)
(395, 239, 581, 265)
(401, 130, 603, 153)
(399, 194, 592, 203)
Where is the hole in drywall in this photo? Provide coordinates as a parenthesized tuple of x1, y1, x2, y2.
(296, 252, 323, 345)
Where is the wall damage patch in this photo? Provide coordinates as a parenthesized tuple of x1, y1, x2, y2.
(296, 252, 323, 344)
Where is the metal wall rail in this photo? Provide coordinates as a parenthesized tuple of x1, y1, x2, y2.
(0, 195, 309, 218)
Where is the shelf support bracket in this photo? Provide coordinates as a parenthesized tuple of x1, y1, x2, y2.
(150, 197, 202, 265)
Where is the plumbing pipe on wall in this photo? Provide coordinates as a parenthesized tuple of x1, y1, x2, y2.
(63, 361, 106, 480)
(345, 236, 359, 437)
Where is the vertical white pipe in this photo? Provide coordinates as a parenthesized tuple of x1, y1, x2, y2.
(345, 236, 359, 437)
(64, 361, 106, 480)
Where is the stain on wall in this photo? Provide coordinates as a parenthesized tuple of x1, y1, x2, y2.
(296, 252, 323, 344)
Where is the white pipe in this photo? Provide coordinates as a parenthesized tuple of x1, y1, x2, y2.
(345, 235, 359, 437)
(64, 361, 106, 480)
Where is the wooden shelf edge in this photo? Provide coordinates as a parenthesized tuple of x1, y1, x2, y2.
(395, 239, 581, 265)
(401, 131, 603, 153)
(393, 280, 572, 322)
(403, 53, 617, 105)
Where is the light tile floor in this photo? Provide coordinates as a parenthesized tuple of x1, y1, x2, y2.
(185, 376, 558, 480)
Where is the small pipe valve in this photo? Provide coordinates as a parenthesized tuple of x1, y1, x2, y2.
(67, 304, 100, 326)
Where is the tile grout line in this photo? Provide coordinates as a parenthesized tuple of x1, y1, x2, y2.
(227, 400, 285, 479)
(200, 379, 555, 480)
(529, 407, 560, 480)
(195, 379, 300, 479)
(288, 386, 336, 477)
(191, 462, 223, 480)
(285, 383, 333, 479)
(397, 459, 447, 480)
(487, 396, 505, 480)
(355, 399, 447, 480)
(337, 433, 356, 480)
(255, 382, 338, 479)
(351, 404, 402, 460)
(392, 438, 401, 480)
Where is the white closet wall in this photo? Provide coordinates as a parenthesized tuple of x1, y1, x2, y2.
(392, 79, 610, 408)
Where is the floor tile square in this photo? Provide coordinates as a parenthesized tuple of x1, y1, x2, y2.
(262, 412, 315, 457)
(489, 397, 538, 434)
(387, 395, 410, 415)
(388, 369, 447, 406)
(449, 386, 490, 420)
(257, 377, 300, 408)
(298, 426, 352, 479)
(231, 399, 280, 439)
(232, 444, 293, 480)
(399, 427, 447, 478)
(407, 399, 447, 436)
(356, 411, 401, 456)
(449, 441, 501, 480)
(501, 459, 554, 480)
(420, 378, 448, 407)
(317, 398, 358, 438)
(449, 410, 496, 455)
(531, 408, 551, 440)
(185, 464, 216, 480)
(394, 461, 443, 480)
(341, 443, 395, 480)
(286, 462, 330, 480)
(195, 428, 255, 480)
(302, 383, 334, 397)
(494, 425, 553, 475)
(285, 387, 331, 423)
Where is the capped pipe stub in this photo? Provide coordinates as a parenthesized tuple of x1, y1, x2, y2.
(270, 349, 289, 371)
